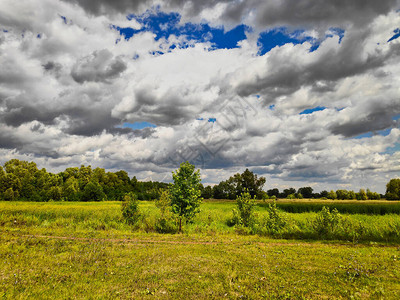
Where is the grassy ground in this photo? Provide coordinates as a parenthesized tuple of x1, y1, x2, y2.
(1, 200, 400, 299)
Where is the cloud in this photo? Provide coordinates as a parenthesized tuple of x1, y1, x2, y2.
(0, 0, 399, 193)
(71, 49, 127, 83)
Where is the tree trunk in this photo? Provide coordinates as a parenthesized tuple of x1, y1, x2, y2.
(179, 217, 182, 233)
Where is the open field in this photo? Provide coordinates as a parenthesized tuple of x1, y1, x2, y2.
(1, 200, 400, 299)
(261, 199, 400, 215)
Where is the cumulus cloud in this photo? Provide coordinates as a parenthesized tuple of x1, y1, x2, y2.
(0, 0, 399, 193)
(71, 49, 127, 83)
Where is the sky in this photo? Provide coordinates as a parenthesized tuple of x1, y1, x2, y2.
(0, 0, 400, 193)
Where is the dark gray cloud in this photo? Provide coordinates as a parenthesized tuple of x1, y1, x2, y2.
(2, 106, 59, 127)
(62, 0, 399, 30)
(252, 0, 399, 28)
(330, 99, 400, 137)
(0, 130, 23, 149)
(237, 30, 400, 101)
(71, 49, 127, 84)
(42, 61, 62, 77)
(61, 0, 149, 16)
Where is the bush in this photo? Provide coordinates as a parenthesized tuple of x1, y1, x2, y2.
(313, 206, 342, 236)
(155, 190, 178, 233)
(264, 202, 287, 234)
(155, 217, 178, 234)
(235, 190, 256, 227)
(121, 192, 140, 225)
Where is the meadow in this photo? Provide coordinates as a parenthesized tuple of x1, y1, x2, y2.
(1, 200, 400, 299)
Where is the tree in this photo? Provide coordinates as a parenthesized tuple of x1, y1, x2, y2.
(201, 185, 213, 199)
(327, 190, 337, 200)
(298, 187, 313, 199)
(81, 180, 106, 201)
(281, 188, 296, 198)
(336, 190, 349, 200)
(267, 188, 280, 198)
(235, 169, 266, 198)
(170, 162, 202, 232)
(320, 190, 329, 198)
(356, 189, 368, 200)
(63, 177, 80, 201)
(386, 178, 400, 200)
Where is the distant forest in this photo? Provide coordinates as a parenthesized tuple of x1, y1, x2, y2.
(0, 159, 399, 201)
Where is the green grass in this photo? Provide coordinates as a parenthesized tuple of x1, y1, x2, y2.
(1, 200, 400, 298)
(257, 199, 400, 215)
(2, 231, 400, 299)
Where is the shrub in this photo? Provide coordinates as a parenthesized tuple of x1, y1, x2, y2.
(156, 189, 171, 217)
(264, 202, 287, 234)
(313, 206, 342, 236)
(235, 190, 256, 227)
(121, 192, 140, 225)
(155, 190, 178, 234)
(155, 217, 178, 234)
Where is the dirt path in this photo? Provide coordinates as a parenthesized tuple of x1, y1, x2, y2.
(2, 231, 393, 248)
(14, 233, 359, 248)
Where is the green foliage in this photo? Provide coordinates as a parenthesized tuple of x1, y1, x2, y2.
(336, 189, 350, 200)
(213, 169, 266, 199)
(234, 190, 256, 227)
(3, 187, 16, 201)
(297, 186, 313, 198)
(327, 190, 337, 200)
(313, 206, 342, 236)
(356, 189, 368, 200)
(366, 189, 380, 200)
(170, 162, 202, 231)
(81, 181, 106, 202)
(121, 192, 140, 225)
(155, 190, 178, 233)
(386, 178, 400, 200)
(201, 185, 213, 199)
(0, 159, 169, 202)
(264, 202, 287, 234)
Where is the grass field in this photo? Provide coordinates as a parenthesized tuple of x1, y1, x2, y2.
(1, 200, 400, 299)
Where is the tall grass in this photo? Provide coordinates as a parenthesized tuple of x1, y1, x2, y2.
(258, 201, 400, 215)
(1, 201, 400, 243)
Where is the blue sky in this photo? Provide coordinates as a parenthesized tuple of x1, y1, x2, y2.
(113, 10, 249, 52)
(112, 10, 347, 56)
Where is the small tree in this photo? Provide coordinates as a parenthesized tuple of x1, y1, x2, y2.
(121, 192, 140, 225)
(235, 190, 256, 227)
(170, 162, 202, 232)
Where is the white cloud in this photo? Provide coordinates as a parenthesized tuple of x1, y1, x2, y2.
(0, 0, 399, 193)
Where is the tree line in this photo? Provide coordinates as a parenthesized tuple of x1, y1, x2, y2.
(0, 159, 167, 202)
(0, 159, 399, 201)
